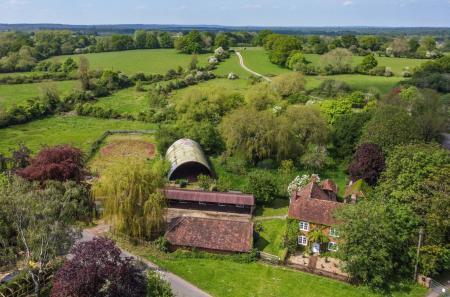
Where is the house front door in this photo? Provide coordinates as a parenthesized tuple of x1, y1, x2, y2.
(312, 243, 320, 253)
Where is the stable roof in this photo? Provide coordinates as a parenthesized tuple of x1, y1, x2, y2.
(164, 188, 255, 206)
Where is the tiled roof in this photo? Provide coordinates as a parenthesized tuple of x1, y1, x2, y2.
(288, 197, 341, 226)
(164, 188, 255, 206)
(288, 181, 342, 226)
(165, 217, 253, 252)
(321, 179, 338, 194)
(297, 182, 332, 201)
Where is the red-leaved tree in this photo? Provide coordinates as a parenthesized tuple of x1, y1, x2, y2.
(51, 237, 146, 297)
(17, 145, 86, 182)
(348, 143, 385, 186)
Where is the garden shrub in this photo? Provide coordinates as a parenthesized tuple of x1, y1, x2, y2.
(283, 219, 300, 254)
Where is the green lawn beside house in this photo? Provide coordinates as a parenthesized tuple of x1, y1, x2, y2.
(114, 236, 428, 297)
(254, 219, 287, 257)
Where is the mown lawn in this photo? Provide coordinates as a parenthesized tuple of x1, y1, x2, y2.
(0, 80, 79, 109)
(114, 238, 428, 297)
(0, 115, 154, 154)
(48, 49, 211, 75)
(254, 219, 286, 256)
(254, 199, 289, 217)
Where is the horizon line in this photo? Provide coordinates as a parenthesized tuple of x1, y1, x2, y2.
(1, 23, 450, 29)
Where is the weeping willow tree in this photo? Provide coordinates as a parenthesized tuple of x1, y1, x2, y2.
(93, 158, 168, 240)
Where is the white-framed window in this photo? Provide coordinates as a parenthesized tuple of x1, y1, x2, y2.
(298, 235, 308, 246)
(329, 227, 339, 238)
(299, 221, 309, 231)
(236, 204, 245, 208)
(328, 242, 338, 251)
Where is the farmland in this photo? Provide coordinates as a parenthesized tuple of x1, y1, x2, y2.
(49, 49, 211, 75)
(0, 80, 79, 109)
(237, 47, 426, 77)
(0, 115, 153, 154)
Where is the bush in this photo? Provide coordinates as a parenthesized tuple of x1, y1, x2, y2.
(172, 248, 257, 263)
(245, 170, 277, 204)
(283, 219, 299, 254)
(197, 174, 213, 191)
(146, 271, 174, 297)
(368, 65, 387, 76)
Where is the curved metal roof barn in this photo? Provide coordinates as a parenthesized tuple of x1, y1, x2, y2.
(165, 139, 212, 180)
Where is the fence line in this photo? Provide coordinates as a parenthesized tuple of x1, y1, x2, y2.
(430, 278, 449, 296)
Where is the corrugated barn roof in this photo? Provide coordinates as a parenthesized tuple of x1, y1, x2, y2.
(165, 138, 212, 180)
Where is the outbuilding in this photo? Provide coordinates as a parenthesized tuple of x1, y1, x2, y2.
(165, 139, 213, 181)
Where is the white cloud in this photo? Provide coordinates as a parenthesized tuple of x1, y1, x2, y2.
(342, 0, 353, 6)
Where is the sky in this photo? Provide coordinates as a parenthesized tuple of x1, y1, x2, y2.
(0, 0, 449, 27)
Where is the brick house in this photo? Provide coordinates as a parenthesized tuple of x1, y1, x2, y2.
(288, 179, 342, 253)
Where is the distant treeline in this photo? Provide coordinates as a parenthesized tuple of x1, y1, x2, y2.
(1, 27, 449, 74)
(1, 23, 450, 37)
(0, 30, 250, 72)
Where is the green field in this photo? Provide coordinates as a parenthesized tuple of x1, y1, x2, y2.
(304, 53, 426, 76)
(236, 47, 291, 76)
(90, 87, 149, 116)
(305, 75, 404, 94)
(0, 80, 79, 109)
(49, 49, 211, 75)
(171, 78, 251, 101)
(214, 53, 251, 78)
(0, 115, 154, 154)
(234, 47, 425, 77)
(254, 219, 286, 256)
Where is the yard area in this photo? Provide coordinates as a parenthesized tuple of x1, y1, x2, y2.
(0, 115, 154, 154)
(254, 219, 286, 257)
(114, 237, 428, 297)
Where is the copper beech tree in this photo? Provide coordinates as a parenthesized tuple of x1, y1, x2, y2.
(51, 237, 146, 297)
(17, 145, 86, 183)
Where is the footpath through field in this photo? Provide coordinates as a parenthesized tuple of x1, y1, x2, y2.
(235, 51, 272, 82)
(81, 225, 213, 297)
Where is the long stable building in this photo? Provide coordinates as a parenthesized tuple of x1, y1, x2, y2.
(164, 187, 255, 214)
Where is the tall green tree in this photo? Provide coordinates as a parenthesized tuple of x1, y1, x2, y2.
(1, 177, 79, 297)
(336, 199, 418, 290)
(360, 105, 420, 152)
